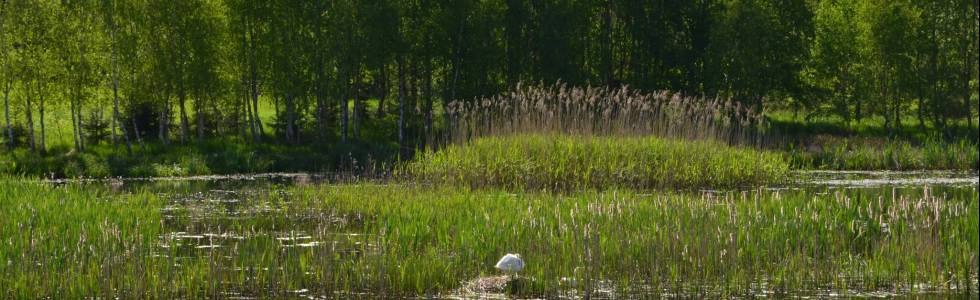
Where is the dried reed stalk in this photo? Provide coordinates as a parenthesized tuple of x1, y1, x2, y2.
(445, 81, 765, 144)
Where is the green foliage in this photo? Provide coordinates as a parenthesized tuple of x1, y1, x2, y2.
(406, 134, 790, 190)
(0, 0, 975, 159)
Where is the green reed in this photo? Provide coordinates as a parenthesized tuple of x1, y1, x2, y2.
(2, 179, 975, 298)
(0, 178, 162, 298)
(287, 184, 978, 297)
(787, 136, 979, 170)
(404, 134, 790, 189)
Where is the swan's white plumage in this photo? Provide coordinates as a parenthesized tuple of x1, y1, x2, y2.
(495, 253, 524, 273)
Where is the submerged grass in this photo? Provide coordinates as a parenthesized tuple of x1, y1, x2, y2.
(405, 134, 790, 190)
(2, 179, 976, 298)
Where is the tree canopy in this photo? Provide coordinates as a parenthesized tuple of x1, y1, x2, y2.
(0, 0, 977, 153)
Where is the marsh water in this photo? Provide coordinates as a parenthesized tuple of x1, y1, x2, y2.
(56, 171, 979, 299)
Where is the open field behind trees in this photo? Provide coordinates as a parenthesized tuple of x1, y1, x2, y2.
(0, 0, 977, 178)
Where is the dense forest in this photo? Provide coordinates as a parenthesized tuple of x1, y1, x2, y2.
(0, 0, 977, 155)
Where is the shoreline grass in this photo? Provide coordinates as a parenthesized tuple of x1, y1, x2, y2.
(786, 136, 979, 170)
(404, 134, 790, 190)
(0, 137, 397, 178)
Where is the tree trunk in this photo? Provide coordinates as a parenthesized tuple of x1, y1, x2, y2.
(132, 118, 143, 148)
(315, 60, 326, 138)
(70, 92, 81, 151)
(601, 0, 613, 86)
(353, 67, 362, 141)
(248, 21, 262, 141)
(341, 70, 349, 143)
(0, 0, 14, 149)
(178, 83, 189, 144)
(855, 97, 862, 123)
(397, 57, 406, 159)
(917, 91, 925, 130)
(422, 61, 433, 151)
(238, 19, 249, 139)
(964, 37, 974, 129)
(315, 82, 325, 138)
(39, 92, 45, 153)
(25, 95, 36, 152)
(242, 80, 251, 138)
(209, 96, 221, 136)
(159, 92, 169, 145)
(75, 95, 85, 151)
(929, 27, 940, 131)
(285, 93, 296, 143)
(196, 94, 205, 140)
(894, 97, 901, 133)
(375, 65, 387, 119)
(1, 0, 10, 149)
(111, 43, 131, 153)
(3, 80, 10, 149)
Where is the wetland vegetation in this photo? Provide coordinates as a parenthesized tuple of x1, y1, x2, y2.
(1, 0, 978, 298)
(2, 174, 978, 298)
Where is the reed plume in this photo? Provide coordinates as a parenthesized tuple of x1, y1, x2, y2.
(445, 81, 764, 144)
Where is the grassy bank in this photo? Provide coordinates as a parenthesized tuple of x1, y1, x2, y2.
(785, 136, 979, 170)
(768, 112, 979, 170)
(405, 134, 790, 189)
(1, 180, 976, 298)
(0, 137, 398, 178)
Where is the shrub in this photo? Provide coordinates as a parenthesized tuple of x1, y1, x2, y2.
(83, 111, 112, 145)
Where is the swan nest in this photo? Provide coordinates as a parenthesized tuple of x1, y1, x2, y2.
(462, 275, 512, 294)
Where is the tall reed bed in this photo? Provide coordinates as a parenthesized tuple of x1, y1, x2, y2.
(445, 82, 763, 144)
(405, 134, 789, 190)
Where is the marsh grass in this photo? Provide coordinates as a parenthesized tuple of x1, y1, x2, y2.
(317, 184, 978, 297)
(0, 178, 162, 298)
(2, 179, 976, 298)
(787, 135, 980, 170)
(405, 134, 790, 190)
(415, 83, 784, 189)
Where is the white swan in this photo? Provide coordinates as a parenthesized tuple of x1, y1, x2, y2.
(494, 253, 524, 273)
